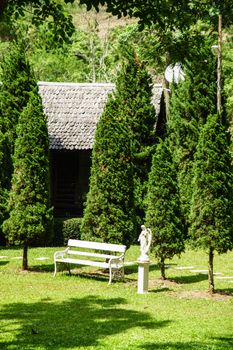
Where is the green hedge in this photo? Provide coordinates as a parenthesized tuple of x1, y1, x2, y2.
(53, 217, 82, 246)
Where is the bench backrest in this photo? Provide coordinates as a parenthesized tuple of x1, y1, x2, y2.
(67, 239, 126, 253)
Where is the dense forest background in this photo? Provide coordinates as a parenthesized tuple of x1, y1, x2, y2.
(0, 2, 232, 115)
(0, 4, 151, 83)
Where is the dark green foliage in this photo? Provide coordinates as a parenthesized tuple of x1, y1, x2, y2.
(223, 25, 233, 117)
(53, 217, 82, 246)
(62, 218, 82, 244)
(3, 92, 52, 268)
(79, 1, 233, 30)
(81, 53, 156, 246)
(1, 0, 75, 45)
(81, 97, 136, 247)
(145, 139, 184, 279)
(2, 1, 233, 34)
(115, 52, 157, 231)
(0, 40, 37, 190)
(0, 41, 38, 243)
(189, 114, 233, 293)
(168, 38, 217, 231)
(189, 114, 233, 252)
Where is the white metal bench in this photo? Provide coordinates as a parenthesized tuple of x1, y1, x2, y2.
(54, 239, 127, 284)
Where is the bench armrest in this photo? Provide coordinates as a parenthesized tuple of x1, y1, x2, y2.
(108, 253, 125, 267)
(54, 247, 69, 260)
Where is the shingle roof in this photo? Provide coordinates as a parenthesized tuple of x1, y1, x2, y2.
(38, 82, 163, 150)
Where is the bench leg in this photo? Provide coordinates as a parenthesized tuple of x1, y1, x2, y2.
(53, 261, 57, 277)
(108, 266, 112, 285)
(66, 263, 71, 275)
(121, 266, 125, 281)
(108, 265, 125, 284)
(54, 262, 71, 276)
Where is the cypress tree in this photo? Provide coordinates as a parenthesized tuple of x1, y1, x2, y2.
(115, 52, 157, 234)
(145, 139, 184, 279)
(81, 96, 136, 247)
(189, 114, 233, 294)
(81, 51, 156, 245)
(0, 40, 37, 242)
(3, 92, 52, 270)
(168, 38, 217, 232)
(0, 40, 37, 189)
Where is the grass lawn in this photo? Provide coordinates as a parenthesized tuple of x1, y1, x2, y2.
(0, 245, 232, 350)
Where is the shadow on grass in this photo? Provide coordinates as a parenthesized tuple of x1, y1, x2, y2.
(30, 265, 113, 283)
(29, 264, 54, 273)
(0, 261, 9, 266)
(212, 337, 233, 346)
(54, 266, 134, 283)
(216, 288, 233, 296)
(70, 270, 114, 283)
(137, 339, 233, 350)
(29, 265, 137, 284)
(150, 287, 171, 293)
(0, 296, 170, 349)
(172, 273, 208, 284)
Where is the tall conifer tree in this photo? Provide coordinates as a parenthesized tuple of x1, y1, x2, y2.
(81, 51, 156, 245)
(0, 40, 37, 242)
(168, 38, 217, 232)
(115, 52, 157, 233)
(0, 40, 37, 190)
(3, 92, 52, 270)
(146, 139, 184, 279)
(189, 114, 233, 294)
(81, 97, 136, 247)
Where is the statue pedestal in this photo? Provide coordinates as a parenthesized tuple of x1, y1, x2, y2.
(137, 260, 150, 294)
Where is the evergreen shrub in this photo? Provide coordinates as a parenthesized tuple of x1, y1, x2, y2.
(146, 139, 184, 279)
(53, 217, 82, 246)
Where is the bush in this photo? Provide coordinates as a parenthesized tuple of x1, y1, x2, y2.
(53, 217, 82, 246)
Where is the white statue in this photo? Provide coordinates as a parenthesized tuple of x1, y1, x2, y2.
(138, 225, 152, 262)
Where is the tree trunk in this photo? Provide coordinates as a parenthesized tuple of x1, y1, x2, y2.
(217, 14, 222, 115)
(164, 51, 171, 120)
(208, 247, 214, 295)
(22, 243, 28, 270)
(160, 257, 166, 280)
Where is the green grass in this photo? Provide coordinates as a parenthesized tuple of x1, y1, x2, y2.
(0, 246, 232, 350)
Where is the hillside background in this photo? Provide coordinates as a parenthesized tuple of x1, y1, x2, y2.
(0, 2, 232, 114)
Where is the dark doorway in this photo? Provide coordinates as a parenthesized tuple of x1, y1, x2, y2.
(50, 150, 91, 217)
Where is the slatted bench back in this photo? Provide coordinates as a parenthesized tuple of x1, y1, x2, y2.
(68, 239, 126, 253)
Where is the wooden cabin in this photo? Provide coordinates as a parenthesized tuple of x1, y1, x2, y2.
(39, 82, 165, 218)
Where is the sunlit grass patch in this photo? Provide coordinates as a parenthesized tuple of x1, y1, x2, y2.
(0, 245, 232, 350)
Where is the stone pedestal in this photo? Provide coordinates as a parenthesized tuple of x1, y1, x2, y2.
(137, 260, 150, 294)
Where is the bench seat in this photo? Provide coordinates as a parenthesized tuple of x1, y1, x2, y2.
(67, 250, 119, 260)
(54, 239, 127, 284)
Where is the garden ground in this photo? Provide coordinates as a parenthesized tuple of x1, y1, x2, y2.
(0, 246, 232, 350)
